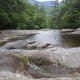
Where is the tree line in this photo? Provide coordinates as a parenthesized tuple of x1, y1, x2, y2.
(0, 0, 80, 30)
(51, 0, 80, 29)
(0, 0, 47, 30)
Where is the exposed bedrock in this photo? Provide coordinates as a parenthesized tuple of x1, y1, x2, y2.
(0, 47, 80, 78)
(1, 40, 51, 50)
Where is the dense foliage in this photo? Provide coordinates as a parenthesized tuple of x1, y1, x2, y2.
(0, 0, 80, 30)
(51, 0, 80, 29)
(0, 0, 35, 29)
(0, 0, 47, 30)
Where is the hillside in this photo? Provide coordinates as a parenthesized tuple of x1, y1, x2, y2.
(28, 0, 56, 15)
(28, 0, 57, 6)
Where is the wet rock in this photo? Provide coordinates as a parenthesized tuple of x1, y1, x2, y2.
(61, 29, 74, 32)
(69, 30, 80, 35)
(1, 30, 39, 36)
(1, 40, 35, 50)
(67, 28, 80, 35)
(77, 28, 80, 31)
(1, 40, 51, 50)
(0, 71, 80, 80)
(26, 43, 38, 50)
(0, 30, 39, 46)
(26, 43, 51, 50)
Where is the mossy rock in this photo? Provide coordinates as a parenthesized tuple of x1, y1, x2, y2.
(19, 56, 29, 65)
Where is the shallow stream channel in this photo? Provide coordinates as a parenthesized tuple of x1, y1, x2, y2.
(0, 29, 80, 79)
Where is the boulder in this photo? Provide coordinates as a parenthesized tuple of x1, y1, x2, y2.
(1, 40, 51, 50)
(26, 43, 51, 50)
(77, 28, 80, 31)
(68, 30, 80, 35)
(61, 29, 74, 32)
(1, 40, 35, 50)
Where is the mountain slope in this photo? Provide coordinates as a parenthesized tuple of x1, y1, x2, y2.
(28, 0, 56, 6)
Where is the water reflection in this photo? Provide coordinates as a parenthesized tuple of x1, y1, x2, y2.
(28, 30, 80, 48)
(60, 34, 80, 48)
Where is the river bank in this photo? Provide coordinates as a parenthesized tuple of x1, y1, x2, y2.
(0, 29, 80, 80)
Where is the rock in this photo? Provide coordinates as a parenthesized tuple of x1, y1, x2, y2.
(0, 47, 80, 77)
(68, 30, 80, 35)
(1, 40, 51, 50)
(1, 30, 39, 36)
(67, 28, 80, 35)
(26, 43, 38, 50)
(26, 43, 51, 50)
(0, 71, 80, 80)
(37, 43, 51, 49)
(0, 71, 32, 80)
(61, 29, 74, 32)
(0, 52, 53, 79)
(77, 28, 80, 31)
(0, 43, 80, 79)
(0, 30, 39, 46)
(1, 40, 35, 50)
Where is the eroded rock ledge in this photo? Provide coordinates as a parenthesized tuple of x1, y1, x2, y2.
(0, 30, 80, 80)
(0, 47, 80, 79)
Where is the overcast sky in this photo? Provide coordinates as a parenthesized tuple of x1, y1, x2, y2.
(37, 0, 62, 2)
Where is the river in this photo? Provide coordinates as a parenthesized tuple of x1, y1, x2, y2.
(27, 30, 80, 48)
(0, 30, 80, 79)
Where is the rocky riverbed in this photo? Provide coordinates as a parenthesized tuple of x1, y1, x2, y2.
(0, 29, 80, 80)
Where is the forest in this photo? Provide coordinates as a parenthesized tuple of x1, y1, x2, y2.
(0, 0, 80, 30)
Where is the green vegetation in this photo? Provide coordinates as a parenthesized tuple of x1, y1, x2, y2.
(0, 0, 80, 30)
(0, 0, 47, 30)
(51, 0, 80, 29)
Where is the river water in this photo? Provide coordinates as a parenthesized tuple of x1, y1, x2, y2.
(28, 30, 80, 48)
(0, 30, 80, 79)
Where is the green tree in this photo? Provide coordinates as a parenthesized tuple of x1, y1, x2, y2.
(0, 0, 36, 30)
(50, 0, 59, 29)
(51, 0, 80, 29)
(34, 5, 47, 29)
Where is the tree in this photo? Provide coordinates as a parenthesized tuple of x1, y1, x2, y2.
(51, 0, 80, 29)
(34, 5, 47, 29)
(50, 0, 59, 29)
(0, 0, 36, 30)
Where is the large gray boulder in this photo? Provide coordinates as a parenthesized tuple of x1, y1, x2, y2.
(77, 28, 80, 31)
(61, 29, 74, 32)
(69, 30, 80, 35)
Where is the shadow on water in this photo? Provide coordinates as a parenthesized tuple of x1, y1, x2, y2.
(60, 33, 80, 48)
(28, 30, 80, 48)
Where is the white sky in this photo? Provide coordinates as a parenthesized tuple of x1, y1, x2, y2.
(37, 0, 62, 2)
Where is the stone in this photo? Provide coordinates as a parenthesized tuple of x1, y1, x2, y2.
(77, 28, 80, 31)
(1, 40, 51, 50)
(26, 43, 51, 50)
(61, 29, 74, 32)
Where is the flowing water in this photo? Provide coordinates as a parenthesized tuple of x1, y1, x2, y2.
(0, 30, 80, 79)
(28, 30, 80, 48)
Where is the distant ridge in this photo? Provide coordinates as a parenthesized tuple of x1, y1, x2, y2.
(28, 0, 60, 15)
(28, 0, 57, 6)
